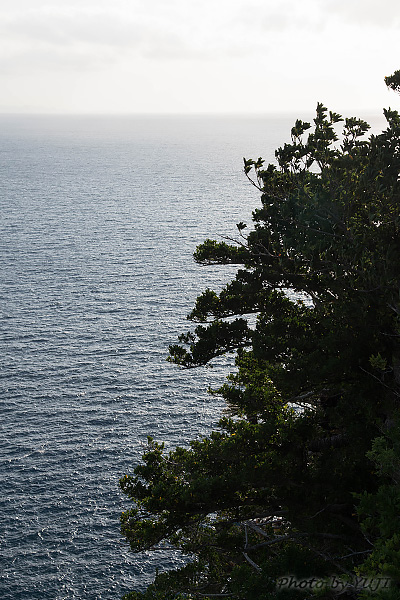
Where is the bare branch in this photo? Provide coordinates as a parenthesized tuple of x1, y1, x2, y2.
(242, 552, 262, 573)
(335, 549, 372, 560)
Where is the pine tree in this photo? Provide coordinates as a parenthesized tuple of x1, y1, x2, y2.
(120, 74, 400, 599)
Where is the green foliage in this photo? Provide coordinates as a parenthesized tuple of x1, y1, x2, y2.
(385, 70, 400, 95)
(355, 422, 400, 591)
(120, 73, 400, 599)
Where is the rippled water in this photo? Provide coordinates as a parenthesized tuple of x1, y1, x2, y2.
(0, 112, 386, 599)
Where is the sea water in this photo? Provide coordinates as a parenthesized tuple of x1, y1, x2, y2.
(0, 112, 386, 599)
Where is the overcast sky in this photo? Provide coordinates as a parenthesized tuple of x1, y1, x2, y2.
(1, 0, 399, 114)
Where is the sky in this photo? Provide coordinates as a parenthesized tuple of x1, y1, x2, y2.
(0, 0, 400, 115)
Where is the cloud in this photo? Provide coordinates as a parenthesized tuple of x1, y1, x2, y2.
(236, 0, 324, 32)
(236, 0, 400, 35)
(325, 0, 400, 28)
(0, 4, 260, 70)
(1, 9, 154, 49)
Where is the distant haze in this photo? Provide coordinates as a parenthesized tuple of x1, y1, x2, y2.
(1, 0, 400, 115)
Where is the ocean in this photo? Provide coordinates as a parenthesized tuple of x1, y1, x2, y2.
(0, 112, 387, 599)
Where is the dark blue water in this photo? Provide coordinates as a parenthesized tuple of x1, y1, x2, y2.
(0, 113, 386, 599)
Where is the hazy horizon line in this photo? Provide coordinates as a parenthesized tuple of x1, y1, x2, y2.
(0, 107, 389, 118)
